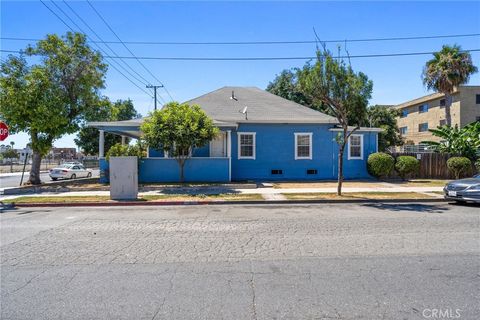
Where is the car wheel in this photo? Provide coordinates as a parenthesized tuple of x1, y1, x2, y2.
(70, 174, 76, 179)
(51, 178, 58, 181)
(87, 172, 92, 178)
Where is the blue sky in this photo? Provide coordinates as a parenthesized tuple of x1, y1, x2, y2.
(2, 1, 480, 149)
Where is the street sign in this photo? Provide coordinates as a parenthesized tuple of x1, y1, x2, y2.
(0, 122, 8, 141)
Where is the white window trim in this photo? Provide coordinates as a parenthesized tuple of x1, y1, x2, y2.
(348, 134, 363, 160)
(238, 132, 256, 160)
(294, 132, 313, 160)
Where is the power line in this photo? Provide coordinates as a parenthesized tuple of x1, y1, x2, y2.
(86, 0, 174, 102)
(38, 0, 150, 95)
(61, 0, 155, 90)
(37, 0, 150, 95)
(4, 48, 479, 61)
(38, 0, 152, 97)
(2, 33, 479, 45)
(49, 0, 154, 95)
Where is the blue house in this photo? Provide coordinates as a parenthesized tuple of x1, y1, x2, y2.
(90, 87, 381, 183)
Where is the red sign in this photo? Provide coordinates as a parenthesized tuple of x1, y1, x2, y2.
(0, 122, 9, 141)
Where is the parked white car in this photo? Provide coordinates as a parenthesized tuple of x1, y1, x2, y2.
(49, 164, 92, 180)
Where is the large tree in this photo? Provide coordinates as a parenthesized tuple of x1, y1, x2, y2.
(297, 50, 373, 195)
(365, 105, 403, 151)
(0, 32, 107, 184)
(75, 98, 140, 155)
(141, 102, 219, 182)
(266, 70, 313, 109)
(422, 45, 477, 126)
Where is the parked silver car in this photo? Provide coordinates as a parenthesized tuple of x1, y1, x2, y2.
(443, 174, 480, 204)
(49, 164, 92, 181)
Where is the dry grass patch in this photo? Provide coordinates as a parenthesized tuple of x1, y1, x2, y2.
(4, 196, 112, 204)
(142, 193, 263, 201)
(283, 192, 435, 200)
(4, 193, 263, 204)
(273, 181, 385, 189)
(383, 179, 451, 187)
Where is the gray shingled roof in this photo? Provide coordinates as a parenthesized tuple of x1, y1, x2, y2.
(185, 86, 338, 124)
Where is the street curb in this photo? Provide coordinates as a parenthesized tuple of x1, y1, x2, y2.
(9, 198, 449, 208)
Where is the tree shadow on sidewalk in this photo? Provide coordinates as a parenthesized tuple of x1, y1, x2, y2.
(360, 202, 450, 213)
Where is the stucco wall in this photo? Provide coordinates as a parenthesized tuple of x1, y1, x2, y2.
(230, 123, 377, 181)
(100, 157, 230, 183)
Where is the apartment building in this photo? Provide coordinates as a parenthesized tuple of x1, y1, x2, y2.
(395, 85, 480, 145)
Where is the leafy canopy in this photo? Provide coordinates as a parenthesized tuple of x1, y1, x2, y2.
(141, 102, 219, 157)
(421, 122, 480, 160)
(75, 98, 141, 155)
(423, 45, 477, 95)
(297, 52, 373, 131)
(0, 32, 107, 184)
(365, 105, 403, 151)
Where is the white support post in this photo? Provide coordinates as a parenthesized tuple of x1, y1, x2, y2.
(121, 135, 126, 145)
(227, 130, 232, 182)
(99, 130, 105, 158)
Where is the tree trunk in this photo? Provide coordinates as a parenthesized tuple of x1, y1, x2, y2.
(444, 94, 452, 126)
(177, 158, 186, 183)
(337, 144, 344, 196)
(28, 150, 42, 185)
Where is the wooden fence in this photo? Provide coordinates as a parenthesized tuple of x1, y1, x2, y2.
(387, 152, 475, 180)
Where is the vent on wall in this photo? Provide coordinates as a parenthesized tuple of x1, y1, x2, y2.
(307, 169, 318, 175)
(271, 169, 283, 175)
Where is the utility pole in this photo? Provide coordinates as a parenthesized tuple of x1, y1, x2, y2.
(146, 84, 164, 110)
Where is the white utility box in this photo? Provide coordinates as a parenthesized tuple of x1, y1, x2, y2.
(109, 156, 138, 200)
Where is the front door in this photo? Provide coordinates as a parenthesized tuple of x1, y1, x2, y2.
(210, 132, 226, 157)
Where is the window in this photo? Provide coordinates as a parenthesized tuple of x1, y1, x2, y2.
(400, 126, 408, 135)
(439, 119, 446, 126)
(418, 123, 429, 132)
(348, 134, 363, 160)
(476, 94, 480, 104)
(418, 104, 429, 113)
(238, 133, 255, 159)
(307, 169, 318, 175)
(440, 99, 446, 107)
(271, 169, 283, 175)
(294, 133, 312, 160)
(400, 109, 408, 118)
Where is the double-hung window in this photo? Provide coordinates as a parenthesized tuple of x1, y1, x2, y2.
(400, 126, 408, 135)
(238, 133, 256, 159)
(348, 134, 363, 160)
(294, 133, 312, 160)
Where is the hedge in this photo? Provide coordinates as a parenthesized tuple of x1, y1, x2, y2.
(367, 152, 394, 178)
(395, 156, 420, 180)
(446, 157, 472, 179)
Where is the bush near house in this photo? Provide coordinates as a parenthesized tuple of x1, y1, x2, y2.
(395, 156, 420, 180)
(446, 157, 472, 179)
(367, 152, 394, 178)
(106, 143, 145, 161)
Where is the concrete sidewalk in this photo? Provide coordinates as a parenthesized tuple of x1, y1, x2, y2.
(0, 184, 445, 201)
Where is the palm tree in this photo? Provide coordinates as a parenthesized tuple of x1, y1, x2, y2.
(422, 45, 477, 126)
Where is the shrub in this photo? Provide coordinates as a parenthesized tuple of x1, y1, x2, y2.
(446, 157, 472, 179)
(394, 156, 420, 180)
(476, 159, 480, 173)
(106, 143, 145, 160)
(367, 152, 394, 178)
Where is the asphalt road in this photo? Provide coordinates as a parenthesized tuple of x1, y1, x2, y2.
(1, 203, 479, 319)
(0, 169, 100, 189)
